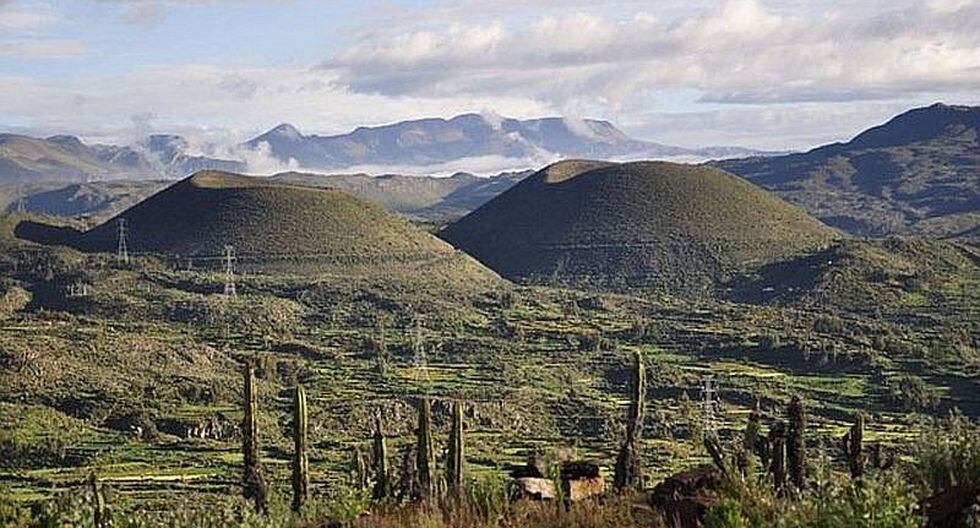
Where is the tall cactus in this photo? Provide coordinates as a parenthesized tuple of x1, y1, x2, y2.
(372, 412, 390, 500)
(446, 401, 465, 498)
(742, 398, 763, 473)
(291, 385, 309, 512)
(841, 413, 865, 480)
(352, 445, 368, 492)
(787, 395, 807, 490)
(88, 472, 105, 528)
(398, 445, 417, 502)
(769, 421, 787, 495)
(415, 398, 436, 502)
(614, 349, 646, 491)
(242, 362, 268, 513)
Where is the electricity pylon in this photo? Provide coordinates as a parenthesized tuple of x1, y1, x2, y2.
(223, 245, 237, 296)
(117, 218, 129, 264)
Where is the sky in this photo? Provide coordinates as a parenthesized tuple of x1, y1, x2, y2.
(1, 0, 979, 151)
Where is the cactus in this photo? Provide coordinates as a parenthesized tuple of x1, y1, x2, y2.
(446, 401, 465, 498)
(242, 362, 268, 513)
(741, 398, 763, 473)
(414, 398, 437, 502)
(614, 349, 646, 491)
(841, 413, 865, 480)
(352, 445, 368, 492)
(373, 316, 389, 378)
(88, 472, 105, 528)
(398, 445, 417, 502)
(372, 412, 390, 500)
(291, 385, 309, 512)
(787, 395, 806, 490)
(769, 421, 787, 495)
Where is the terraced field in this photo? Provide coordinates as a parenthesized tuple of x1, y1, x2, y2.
(1, 241, 976, 515)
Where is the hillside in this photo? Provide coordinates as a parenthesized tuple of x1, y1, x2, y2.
(725, 237, 980, 317)
(72, 171, 500, 285)
(272, 170, 529, 223)
(717, 104, 980, 241)
(245, 114, 762, 170)
(0, 133, 244, 184)
(440, 160, 839, 295)
(0, 180, 167, 221)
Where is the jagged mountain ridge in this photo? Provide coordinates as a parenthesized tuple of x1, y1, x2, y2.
(244, 113, 762, 170)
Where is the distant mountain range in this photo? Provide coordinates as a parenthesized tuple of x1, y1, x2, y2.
(0, 114, 762, 184)
(717, 103, 979, 241)
(244, 114, 762, 170)
(0, 132, 244, 184)
(2, 104, 977, 242)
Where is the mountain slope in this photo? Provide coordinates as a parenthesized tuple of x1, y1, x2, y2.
(73, 171, 501, 286)
(717, 103, 980, 241)
(440, 160, 839, 295)
(272, 170, 530, 223)
(0, 133, 244, 184)
(245, 114, 761, 170)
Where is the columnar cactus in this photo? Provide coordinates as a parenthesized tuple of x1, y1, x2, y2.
(787, 395, 806, 490)
(769, 421, 787, 495)
(291, 385, 309, 512)
(614, 349, 646, 491)
(242, 363, 268, 512)
(398, 445, 417, 502)
(89, 472, 105, 528)
(841, 413, 864, 480)
(742, 398, 763, 472)
(372, 413, 390, 500)
(446, 401, 465, 498)
(415, 398, 437, 502)
(353, 445, 368, 491)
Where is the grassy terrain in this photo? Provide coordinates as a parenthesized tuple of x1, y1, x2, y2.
(0, 213, 976, 520)
(441, 160, 839, 295)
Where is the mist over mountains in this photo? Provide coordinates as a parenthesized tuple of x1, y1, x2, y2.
(244, 114, 762, 172)
(0, 113, 762, 184)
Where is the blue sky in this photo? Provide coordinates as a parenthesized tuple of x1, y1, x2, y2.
(2, 0, 979, 152)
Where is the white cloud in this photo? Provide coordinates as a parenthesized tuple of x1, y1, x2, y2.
(0, 65, 549, 145)
(326, 0, 980, 107)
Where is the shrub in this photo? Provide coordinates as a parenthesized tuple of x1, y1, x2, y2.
(706, 497, 746, 528)
(909, 411, 980, 494)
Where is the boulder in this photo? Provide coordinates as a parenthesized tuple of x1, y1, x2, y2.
(648, 465, 726, 528)
(560, 461, 605, 502)
(514, 477, 556, 501)
(921, 483, 980, 528)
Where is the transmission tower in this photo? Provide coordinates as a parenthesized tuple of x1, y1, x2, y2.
(116, 218, 129, 264)
(699, 374, 719, 437)
(223, 245, 237, 296)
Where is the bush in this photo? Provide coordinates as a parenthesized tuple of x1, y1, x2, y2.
(706, 497, 746, 528)
(909, 411, 980, 494)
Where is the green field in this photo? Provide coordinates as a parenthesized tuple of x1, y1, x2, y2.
(1, 222, 977, 522)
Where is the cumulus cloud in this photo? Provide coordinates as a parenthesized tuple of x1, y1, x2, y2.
(0, 65, 548, 145)
(325, 0, 980, 107)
